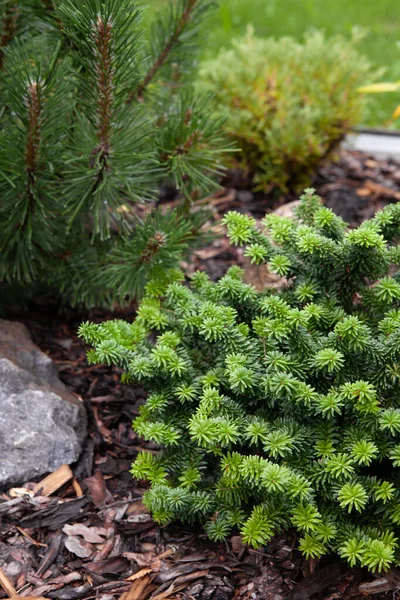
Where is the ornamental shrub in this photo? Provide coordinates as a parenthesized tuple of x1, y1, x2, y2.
(80, 189, 400, 572)
(0, 0, 227, 307)
(199, 29, 377, 193)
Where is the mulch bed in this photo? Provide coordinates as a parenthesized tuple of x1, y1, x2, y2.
(187, 149, 400, 282)
(1, 149, 400, 600)
(220, 149, 400, 225)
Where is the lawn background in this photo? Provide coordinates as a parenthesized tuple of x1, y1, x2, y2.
(151, 0, 400, 128)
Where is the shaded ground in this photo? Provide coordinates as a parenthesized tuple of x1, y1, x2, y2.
(1, 150, 400, 600)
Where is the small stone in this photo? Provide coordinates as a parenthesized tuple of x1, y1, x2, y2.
(5, 561, 22, 577)
(231, 535, 245, 554)
(0, 320, 87, 489)
(127, 513, 153, 523)
(236, 190, 253, 203)
(63, 524, 106, 544)
(140, 543, 156, 553)
(273, 200, 299, 219)
(275, 545, 292, 560)
(65, 535, 94, 558)
(281, 560, 295, 570)
(57, 338, 73, 351)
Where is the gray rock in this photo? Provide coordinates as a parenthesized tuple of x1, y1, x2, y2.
(236, 190, 253, 203)
(273, 199, 299, 218)
(0, 320, 87, 489)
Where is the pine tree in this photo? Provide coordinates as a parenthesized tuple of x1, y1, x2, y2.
(0, 0, 227, 307)
(81, 190, 400, 572)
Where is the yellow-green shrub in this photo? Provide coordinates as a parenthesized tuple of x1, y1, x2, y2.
(199, 30, 377, 192)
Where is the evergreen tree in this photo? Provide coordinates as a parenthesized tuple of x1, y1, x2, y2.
(0, 0, 227, 307)
(81, 190, 400, 572)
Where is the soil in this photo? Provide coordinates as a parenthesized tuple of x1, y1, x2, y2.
(1, 149, 400, 600)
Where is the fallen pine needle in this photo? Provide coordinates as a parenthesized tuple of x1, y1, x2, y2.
(0, 572, 49, 600)
(72, 478, 84, 498)
(0, 566, 18, 598)
(156, 549, 175, 560)
(16, 527, 48, 548)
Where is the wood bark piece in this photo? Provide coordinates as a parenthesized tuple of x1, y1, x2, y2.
(33, 572, 82, 597)
(20, 497, 88, 530)
(64, 536, 93, 559)
(359, 569, 400, 594)
(363, 179, 400, 200)
(9, 488, 35, 498)
(84, 557, 129, 576)
(125, 569, 153, 581)
(84, 471, 112, 507)
(288, 563, 349, 600)
(41, 583, 92, 600)
(358, 578, 392, 595)
(118, 575, 153, 600)
(33, 466, 73, 497)
(17, 597, 49, 600)
(62, 523, 105, 544)
(150, 583, 187, 600)
(151, 570, 210, 600)
(35, 535, 64, 577)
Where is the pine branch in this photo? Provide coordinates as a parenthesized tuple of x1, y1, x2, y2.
(139, 231, 167, 264)
(0, 4, 18, 69)
(155, 90, 229, 200)
(91, 209, 193, 302)
(23, 80, 43, 229)
(0, 0, 227, 305)
(59, 0, 157, 238)
(89, 14, 113, 187)
(41, 0, 56, 13)
(40, 0, 63, 29)
(0, 37, 73, 283)
(128, 0, 199, 103)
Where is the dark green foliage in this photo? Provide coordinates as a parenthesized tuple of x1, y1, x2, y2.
(81, 190, 400, 571)
(0, 0, 227, 307)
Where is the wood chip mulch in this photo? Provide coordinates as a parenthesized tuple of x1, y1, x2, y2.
(178, 149, 400, 283)
(2, 150, 400, 600)
(217, 149, 400, 225)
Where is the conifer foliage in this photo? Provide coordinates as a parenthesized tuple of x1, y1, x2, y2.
(199, 30, 376, 193)
(81, 190, 400, 572)
(0, 0, 226, 306)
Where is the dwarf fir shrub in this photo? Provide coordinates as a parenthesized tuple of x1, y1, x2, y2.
(199, 29, 377, 193)
(80, 190, 400, 572)
(0, 0, 227, 307)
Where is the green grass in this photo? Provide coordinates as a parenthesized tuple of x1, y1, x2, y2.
(203, 0, 400, 127)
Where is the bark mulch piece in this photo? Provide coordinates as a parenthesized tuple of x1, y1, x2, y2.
(2, 149, 400, 600)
